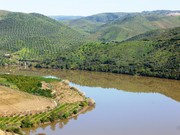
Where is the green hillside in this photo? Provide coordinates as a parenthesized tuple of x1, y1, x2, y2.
(50, 15, 82, 21)
(63, 10, 180, 41)
(0, 11, 86, 64)
(63, 12, 130, 35)
(0, 10, 179, 79)
(40, 27, 180, 79)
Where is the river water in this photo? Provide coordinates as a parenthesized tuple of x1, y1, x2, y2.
(0, 67, 180, 135)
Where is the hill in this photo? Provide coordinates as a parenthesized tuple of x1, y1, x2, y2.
(0, 74, 94, 134)
(0, 11, 86, 65)
(0, 10, 179, 79)
(63, 12, 130, 35)
(40, 27, 180, 79)
(63, 10, 180, 41)
(50, 15, 82, 21)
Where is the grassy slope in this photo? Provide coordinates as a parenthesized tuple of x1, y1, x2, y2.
(0, 11, 86, 62)
(43, 27, 180, 79)
(0, 74, 90, 133)
(64, 11, 180, 41)
(0, 10, 179, 79)
(63, 12, 130, 35)
(93, 15, 180, 41)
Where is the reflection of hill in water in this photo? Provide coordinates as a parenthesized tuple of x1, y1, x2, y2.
(22, 105, 94, 134)
(53, 70, 180, 102)
(0, 67, 180, 102)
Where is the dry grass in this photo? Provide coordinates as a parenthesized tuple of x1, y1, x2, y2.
(42, 81, 85, 104)
(0, 129, 18, 135)
(0, 86, 56, 117)
(0, 80, 86, 117)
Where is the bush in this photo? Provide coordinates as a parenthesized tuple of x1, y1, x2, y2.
(20, 118, 33, 128)
(5, 126, 22, 134)
(73, 109, 78, 114)
(79, 101, 88, 107)
(62, 112, 70, 119)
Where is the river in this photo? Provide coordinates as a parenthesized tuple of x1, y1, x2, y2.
(0, 67, 180, 135)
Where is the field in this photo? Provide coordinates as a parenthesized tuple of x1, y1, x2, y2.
(0, 74, 94, 134)
(0, 86, 55, 117)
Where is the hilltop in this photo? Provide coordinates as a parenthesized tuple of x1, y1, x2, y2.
(0, 10, 86, 64)
(0, 10, 179, 79)
(50, 15, 82, 21)
(62, 10, 180, 41)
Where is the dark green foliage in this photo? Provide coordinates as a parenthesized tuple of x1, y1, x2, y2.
(0, 11, 86, 62)
(0, 74, 58, 97)
(79, 101, 88, 107)
(20, 117, 33, 128)
(64, 10, 180, 42)
(0, 103, 84, 131)
(40, 27, 180, 79)
(73, 109, 78, 114)
(40, 117, 49, 123)
(0, 10, 179, 80)
(49, 113, 56, 122)
(5, 126, 22, 134)
(62, 112, 70, 119)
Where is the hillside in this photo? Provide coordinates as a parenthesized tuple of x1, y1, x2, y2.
(40, 27, 180, 79)
(63, 10, 180, 41)
(0, 74, 94, 134)
(50, 15, 82, 21)
(0, 10, 179, 79)
(0, 11, 86, 65)
(63, 12, 130, 35)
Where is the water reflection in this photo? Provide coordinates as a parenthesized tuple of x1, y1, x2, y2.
(0, 67, 179, 102)
(1, 67, 180, 135)
(23, 105, 95, 135)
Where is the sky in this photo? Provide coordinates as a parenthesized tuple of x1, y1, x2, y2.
(0, 0, 180, 16)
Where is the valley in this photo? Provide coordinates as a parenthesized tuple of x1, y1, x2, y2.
(0, 10, 179, 79)
(0, 73, 94, 134)
(0, 11, 180, 79)
(1, 0, 180, 134)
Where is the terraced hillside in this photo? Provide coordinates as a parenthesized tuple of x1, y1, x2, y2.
(63, 10, 180, 41)
(0, 10, 86, 64)
(0, 74, 94, 134)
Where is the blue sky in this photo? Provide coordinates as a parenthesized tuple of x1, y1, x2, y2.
(0, 0, 179, 16)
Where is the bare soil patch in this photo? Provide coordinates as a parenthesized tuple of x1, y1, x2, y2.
(0, 86, 56, 117)
(42, 81, 85, 104)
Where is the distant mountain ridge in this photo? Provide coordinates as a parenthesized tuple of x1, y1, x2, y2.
(62, 10, 180, 41)
(50, 15, 82, 21)
(0, 10, 179, 79)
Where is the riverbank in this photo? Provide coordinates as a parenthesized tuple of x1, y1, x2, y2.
(0, 74, 95, 134)
(0, 129, 19, 135)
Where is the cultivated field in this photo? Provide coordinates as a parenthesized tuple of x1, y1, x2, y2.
(0, 86, 56, 117)
(0, 75, 94, 133)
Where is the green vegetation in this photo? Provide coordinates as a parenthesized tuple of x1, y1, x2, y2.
(0, 11, 87, 65)
(0, 10, 179, 79)
(0, 74, 91, 134)
(0, 102, 87, 134)
(39, 27, 180, 79)
(63, 10, 180, 41)
(51, 15, 82, 21)
(0, 74, 60, 97)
